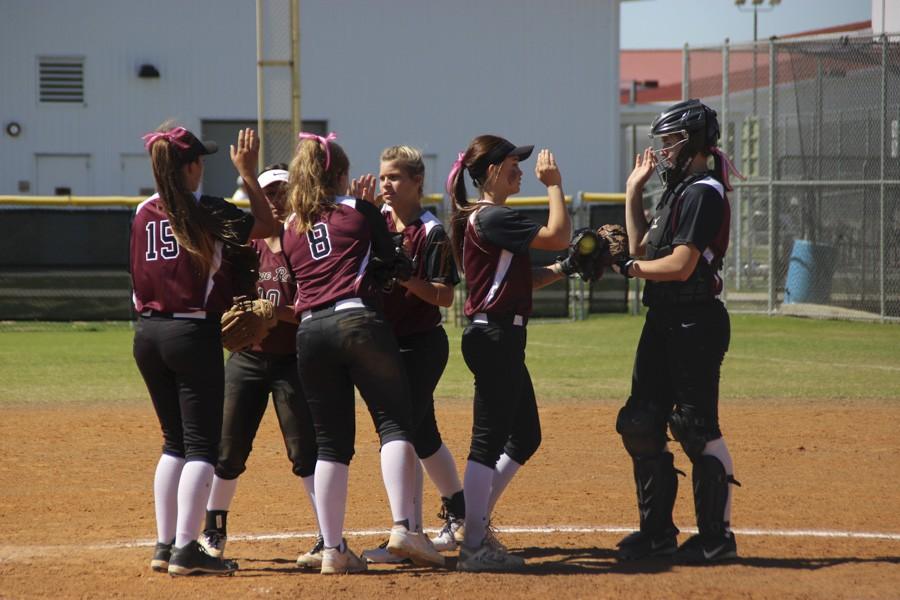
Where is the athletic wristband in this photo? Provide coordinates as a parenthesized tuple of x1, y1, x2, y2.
(617, 259, 635, 279)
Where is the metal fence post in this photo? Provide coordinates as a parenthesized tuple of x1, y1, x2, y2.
(880, 35, 887, 321)
(682, 43, 690, 100)
(767, 39, 776, 314)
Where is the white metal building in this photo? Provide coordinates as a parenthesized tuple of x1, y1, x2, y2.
(1, 0, 620, 198)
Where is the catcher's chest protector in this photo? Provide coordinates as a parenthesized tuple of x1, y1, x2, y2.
(644, 175, 730, 306)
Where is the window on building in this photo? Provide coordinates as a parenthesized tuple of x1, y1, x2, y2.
(38, 57, 85, 104)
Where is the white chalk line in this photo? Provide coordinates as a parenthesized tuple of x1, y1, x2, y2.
(1, 525, 897, 561)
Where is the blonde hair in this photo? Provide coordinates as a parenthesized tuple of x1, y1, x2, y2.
(288, 138, 349, 233)
(380, 145, 425, 196)
(149, 122, 222, 273)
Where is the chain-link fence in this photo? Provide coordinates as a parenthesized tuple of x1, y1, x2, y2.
(686, 33, 900, 321)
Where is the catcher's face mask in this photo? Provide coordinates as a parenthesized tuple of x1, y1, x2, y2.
(650, 131, 690, 186)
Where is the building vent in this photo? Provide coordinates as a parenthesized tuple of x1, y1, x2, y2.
(38, 57, 84, 104)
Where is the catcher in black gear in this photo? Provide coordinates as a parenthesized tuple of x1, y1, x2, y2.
(614, 99, 743, 565)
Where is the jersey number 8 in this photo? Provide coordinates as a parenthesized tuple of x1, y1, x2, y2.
(307, 223, 332, 260)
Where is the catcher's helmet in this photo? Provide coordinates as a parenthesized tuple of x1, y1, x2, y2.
(649, 99, 720, 187)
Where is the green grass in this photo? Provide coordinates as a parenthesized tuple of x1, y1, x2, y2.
(1, 315, 898, 405)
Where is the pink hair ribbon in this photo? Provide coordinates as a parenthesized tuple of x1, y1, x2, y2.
(142, 127, 191, 151)
(445, 152, 466, 195)
(298, 131, 338, 170)
(710, 146, 745, 191)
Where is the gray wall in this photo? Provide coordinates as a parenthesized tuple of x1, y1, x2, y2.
(1, 0, 620, 198)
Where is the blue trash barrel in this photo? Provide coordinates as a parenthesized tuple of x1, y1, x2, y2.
(784, 239, 837, 304)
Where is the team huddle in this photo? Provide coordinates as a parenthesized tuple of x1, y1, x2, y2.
(130, 99, 740, 576)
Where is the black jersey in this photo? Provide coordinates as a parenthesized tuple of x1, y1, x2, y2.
(643, 174, 731, 307)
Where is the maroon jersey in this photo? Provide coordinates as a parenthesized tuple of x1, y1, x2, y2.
(381, 206, 460, 337)
(249, 234, 298, 354)
(282, 197, 399, 314)
(463, 203, 541, 319)
(130, 193, 253, 314)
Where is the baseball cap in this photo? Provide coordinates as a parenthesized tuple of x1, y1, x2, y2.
(175, 130, 217, 163)
(258, 169, 289, 189)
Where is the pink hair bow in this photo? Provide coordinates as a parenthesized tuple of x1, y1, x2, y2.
(710, 146, 745, 191)
(298, 131, 338, 170)
(445, 152, 466, 195)
(142, 127, 191, 151)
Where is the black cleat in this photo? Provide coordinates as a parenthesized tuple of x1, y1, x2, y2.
(150, 540, 173, 572)
(673, 532, 737, 564)
(167, 540, 238, 576)
(616, 529, 679, 561)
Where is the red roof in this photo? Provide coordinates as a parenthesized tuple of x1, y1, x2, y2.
(620, 20, 871, 105)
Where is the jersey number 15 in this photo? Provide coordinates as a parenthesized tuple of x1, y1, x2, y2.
(145, 219, 179, 261)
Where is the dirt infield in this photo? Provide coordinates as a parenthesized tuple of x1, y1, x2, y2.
(1, 400, 899, 599)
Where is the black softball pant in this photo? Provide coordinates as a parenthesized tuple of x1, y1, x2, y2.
(461, 321, 541, 468)
(624, 300, 731, 448)
(133, 316, 224, 463)
(216, 350, 317, 480)
(397, 326, 449, 460)
(296, 307, 413, 465)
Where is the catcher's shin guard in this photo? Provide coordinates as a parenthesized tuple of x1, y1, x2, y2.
(691, 454, 740, 538)
(634, 452, 679, 536)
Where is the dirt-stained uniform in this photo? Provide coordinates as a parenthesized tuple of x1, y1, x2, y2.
(216, 233, 317, 482)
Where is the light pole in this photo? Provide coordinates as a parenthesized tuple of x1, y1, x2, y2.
(735, 0, 781, 116)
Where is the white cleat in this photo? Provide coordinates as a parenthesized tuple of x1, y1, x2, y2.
(320, 540, 367, 574)
(457, 540, 524, 572)
(386, 525, 445, 567)
(362, 540, 411, 564)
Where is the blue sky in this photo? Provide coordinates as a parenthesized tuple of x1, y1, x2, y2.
(621, 0, 872, 49)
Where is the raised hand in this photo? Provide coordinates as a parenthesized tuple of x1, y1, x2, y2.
(350, 173, 378, 203)
(626, 147, 656, 191)
(535, 149, 562, 188)
(230, 128, 260, 180)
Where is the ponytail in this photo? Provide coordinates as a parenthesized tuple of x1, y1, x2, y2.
(448, 151, 474, 270)
(288, 133, 349, 234)
(708, 146, 744, 192)
(146, 127, 221, 274)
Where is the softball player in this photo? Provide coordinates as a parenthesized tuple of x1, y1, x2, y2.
(355, 146, 465, 564)
(447, 135, 571, 571)
(615, 99, 740, 564)
(131, 125, 275, 575)
(282, 132, 445, 574)
(197, 165, 323, 568)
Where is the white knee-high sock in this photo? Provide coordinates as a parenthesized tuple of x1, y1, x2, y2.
(488, 453, 522, 515)
(702, 437, 735, 529)
(380, 440, 416, 527)
(153, 454, 185, 544)
(315, 460, 349, 548)
(206, 476, 239, 512)
(175, 460, 214, 548)
(301, 474, 320, 533)
(462, 460, 494, 548)
(421, 444, 463, 499)
(414, 460, 425, 532)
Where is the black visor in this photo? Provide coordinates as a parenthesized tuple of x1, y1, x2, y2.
(469, 139, 534, 184)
